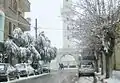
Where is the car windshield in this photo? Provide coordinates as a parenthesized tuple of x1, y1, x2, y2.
(15, 64, 26, 69)
(43, 66, 49, 68)
(81, 65, 92, 68)
(81, 61, 94, 68)
(69, 65, 76, 68)
(0, 64, 5, 70)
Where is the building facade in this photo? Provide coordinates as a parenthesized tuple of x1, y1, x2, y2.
(0, 0, 30, 40)
(62, 0, 73, 49)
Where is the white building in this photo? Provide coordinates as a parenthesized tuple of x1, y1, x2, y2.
(62, 0, 73, 49)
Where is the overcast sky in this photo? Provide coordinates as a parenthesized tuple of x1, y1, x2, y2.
(25, 0, 63, 49)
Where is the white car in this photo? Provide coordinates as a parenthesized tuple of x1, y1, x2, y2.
(15, 63, 34, 77)
(24, 63, 35, 76)
(78, 61, 95, 77)
(15, 63, 28, 77)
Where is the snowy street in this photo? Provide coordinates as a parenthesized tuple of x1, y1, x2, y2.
(10, 69, 78, 83)
(103, 71, 120, 83)
(0, 69, 105, 83)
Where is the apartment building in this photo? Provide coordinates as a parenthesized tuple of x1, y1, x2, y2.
(0, 0, 30, 40)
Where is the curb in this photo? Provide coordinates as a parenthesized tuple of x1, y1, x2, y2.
(8, 73, 49, 83)
(95, 72, 106, 83)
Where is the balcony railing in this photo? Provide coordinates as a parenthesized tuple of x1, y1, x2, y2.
(18, 14, 30, 31)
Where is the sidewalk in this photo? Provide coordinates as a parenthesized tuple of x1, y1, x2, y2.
(103, 71, 120, 83)
(95, 72, 106, 82)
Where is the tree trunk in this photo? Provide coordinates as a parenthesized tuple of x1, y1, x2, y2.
(96, 59, 99, 73)
(109, 55, 113, 78)
(101, 52, 104, 75)
(113, 47, 116, 70)
(8, 54, 12, 64)
(105, 55, 110, 78)
(95, 55, 99, 73)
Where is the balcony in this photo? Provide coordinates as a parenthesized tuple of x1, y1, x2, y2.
(18, 14, 30, 31)
(19, 0, 30, 12)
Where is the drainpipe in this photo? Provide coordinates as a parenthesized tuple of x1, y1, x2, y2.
(0, 10, 5, 43)
(0, 10, 5, 48)
(0, 10, 5, 63)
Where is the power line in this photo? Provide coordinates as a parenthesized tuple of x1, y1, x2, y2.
(37, 28, 66, 30)
(35, 19, 37, 39)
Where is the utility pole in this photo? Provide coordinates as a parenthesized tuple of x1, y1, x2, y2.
(35, 19, 37, 40)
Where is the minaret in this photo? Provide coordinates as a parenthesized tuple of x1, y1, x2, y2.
(62, 0, 72, 49)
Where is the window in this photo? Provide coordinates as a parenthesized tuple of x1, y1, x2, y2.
(67, 36, 69, 40)
(66, 17, 69, 21)
(0, 65, 5, 71)
(13, 0, 17, 11)
(10, 0, 17, 11)
(10, 0, 13, 7)
(67, 26, 69, 30)
(13, 24, 16, 30)
(9, 22, 12, 35)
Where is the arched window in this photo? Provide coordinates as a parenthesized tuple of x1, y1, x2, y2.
(67, 26, 69, 30)
(13, 0, 17, 11)
(10, 0, 13, 7)
(67, 36, 69, 40)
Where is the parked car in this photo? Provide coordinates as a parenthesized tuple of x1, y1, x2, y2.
(64, 65, 68, 68)
(24, 63, 35, 76)
(14, 63, 28, 77)
(42, 66, 50, 73)
(31, 63, 43, 75)
(78, 61, 95, 77)
(15, 63, 35, 77)
(69, 65, 77, 68)
(0, 63, 19, 82)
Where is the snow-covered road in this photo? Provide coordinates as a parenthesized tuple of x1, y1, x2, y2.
(0, 69, 104, 83)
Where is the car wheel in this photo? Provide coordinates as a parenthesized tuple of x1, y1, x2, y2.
(32, 73, 34, 76)
(7, 75, 10, 81)
(92, 73, 95, 77)
(26, 74, 28, 77)
(78, 73, 81, 77)
(16, 74, 20, 79)
(41, 72, 42, 74)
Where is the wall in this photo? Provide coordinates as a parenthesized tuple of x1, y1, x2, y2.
(113, 22, 120, 70)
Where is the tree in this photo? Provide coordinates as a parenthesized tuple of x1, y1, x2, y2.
(34, 31, 57, 63)
(4, 39, 19, 64)
(4, 28, 57, 65)
(62, 0, 120, 78)
(34, 31, 46, 61)
(45, 47, 57, 63)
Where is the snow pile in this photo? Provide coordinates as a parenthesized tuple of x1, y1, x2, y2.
(4, 39, 19, 57)
(104, 71, 120, 83)
(19, 47, 27, 57)
(12, 27, 23, 39)
(104, 78, 120, 83)
(29, 45, 41, 59)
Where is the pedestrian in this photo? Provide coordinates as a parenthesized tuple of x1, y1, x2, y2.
(59, 63, 62, 70)
(61, 63, 64, 70)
